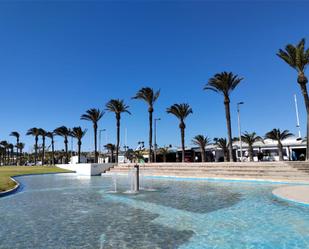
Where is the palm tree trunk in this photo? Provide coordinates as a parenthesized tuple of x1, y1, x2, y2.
(16, 138, 19, 165)
(249, 146, 254, 161)
(224, 98, 234, 162)
(10, 149, 12, 165)
(20, 149, 23, 164)
(111, 149, 114, 163)
(78, 141, 81, 163)
(64, 138, 68, 164)
(51, 139, 55, 165)
(299, 82, 309, 161)
(14, 146, 17, 165)
(94, 124, 98, 163)
(278, 142, 284, 161)
(35, 137, 38, 165)
(163, 153, 166, 163)
(224, 149, 228, 162)
(42, 137, 45, 165)
(201, 148, 206, 162)
(149, 110, 153, 163)
(180, 126, 185, 163)
(116, 116, 120, 164)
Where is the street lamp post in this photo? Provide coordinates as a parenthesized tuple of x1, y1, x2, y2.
(154, 118, 161, 163)
(294, 94, 302, 140)
(237, 102, 244, 162)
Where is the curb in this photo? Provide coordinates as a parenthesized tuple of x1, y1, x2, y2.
(0, 172, 73, 198)
(273, 191, 309, 207)
(0, 178, 20, 197)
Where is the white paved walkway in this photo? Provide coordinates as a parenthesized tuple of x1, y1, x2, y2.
(273, 185, 309, 205)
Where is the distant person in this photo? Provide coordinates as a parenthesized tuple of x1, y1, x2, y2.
(257, 152, 263, 161)
(299, 154, 305, 161)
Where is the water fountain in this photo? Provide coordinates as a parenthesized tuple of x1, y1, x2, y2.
(138, 165, 157, 192)
(107, 173, 118, 193)
(124, 165, 140, 194)
(107, 164, 156, 194)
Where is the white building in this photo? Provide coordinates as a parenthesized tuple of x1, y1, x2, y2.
(233, 137, 306, 162)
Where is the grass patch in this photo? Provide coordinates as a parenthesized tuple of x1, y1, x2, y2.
(0, 166, 72, 192)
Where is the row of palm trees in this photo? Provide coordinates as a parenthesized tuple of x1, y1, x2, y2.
(2, 39, 308, 165)
(166, 38, 309, 163)
(0, 132, 25, 165)
(25, 126, 88, 165)
(24, 99, 130, 165)
(167, 38, 309, 163)
(192, 129, 293, 162)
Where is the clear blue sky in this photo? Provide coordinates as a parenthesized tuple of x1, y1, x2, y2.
(1, 1, 309, 152)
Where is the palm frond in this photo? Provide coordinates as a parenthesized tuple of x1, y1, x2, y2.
(192, 135, 210, 148)
(132, 87, 160, 107)
(106, 99, 131, 115)
(71, 127, 87, 140)
(81, 108, 104, 123)
(204, 71, 243, 97)
(277, 38, 309, 73)
(10, 131, 20, 139)
(166, 103, 193, 121)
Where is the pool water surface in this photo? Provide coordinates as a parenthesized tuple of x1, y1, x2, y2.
(0, 173, 309, 249)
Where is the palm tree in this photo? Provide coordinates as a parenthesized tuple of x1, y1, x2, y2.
(277, 39, 309, 160)
(106, 99, 131, 163)
(8, 144, 14, 165)
(10, 131, 20, 165)
(54, 126, 71, 163)
(214, 138, 229, 162)
(104, 143, 116, 163)
(0, 141, 9, 165)
(265, 129, 293, 161)
(192, 135, 211, 162)
(38, 128, 47, 165)
(241, 132, 263, 161)
(204, 72, 243, 162)
(71, 127, 87, 163)
(159, 146, 170, 163)
(26, 127, 40, 165)
(0, 146, 6, 166)
(124, 148, 144, 163)
(166, 103, 193, 162)
(81, 108, 104, 163)
(16, 142, 25, 164)
(46, 132, 55, 165)
(133, 87, 160, 163)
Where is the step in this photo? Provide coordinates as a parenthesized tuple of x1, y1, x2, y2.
(106, 171, 309, 181)
(111, 167, 300, 172)
(109, 169, 306, 177)
(109, 167, 301, 173)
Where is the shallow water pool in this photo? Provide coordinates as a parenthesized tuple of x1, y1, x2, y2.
(1, 173, 309, 249)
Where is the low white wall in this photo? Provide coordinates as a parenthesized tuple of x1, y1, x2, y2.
(56, 163, 115, 176)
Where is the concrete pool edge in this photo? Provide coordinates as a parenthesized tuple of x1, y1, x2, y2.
(0, 172, 74, 198)
(0, 178, 20, 197)
(272, 186, 309, 206)
(2, 172, 309, 200)
(104, 173, 309, 185)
